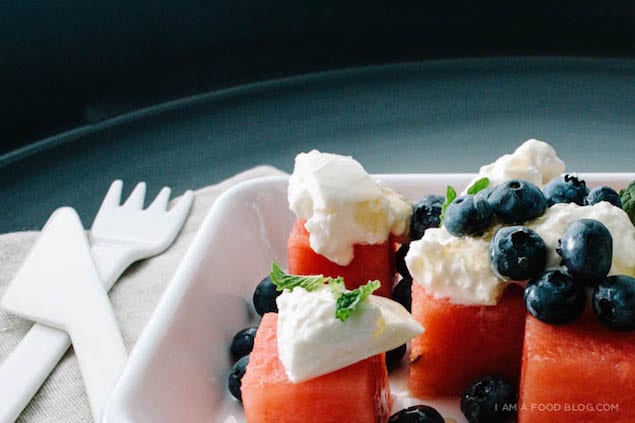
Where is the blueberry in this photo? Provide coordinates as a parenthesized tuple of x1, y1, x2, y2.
(474, 186, 495, 203)
(556, 219, 613, 285)
(443, 194, 494, 236)
(488, 179, 547, 224)
(593, 275, 635, 331)
(395, 243, 411, 279)
(460, 376, 517, 423)
(543, 174, 589, 206)
(524, 270, 586, 324)
(228, 354, 249, 401)
(489, 226, 547, 281)
(410, 195, 444, 240)
(392, 276, 413, 312)
(389, 404, 444, 423)
(385, 344, 407, 371)
(253, 275, 281, 316)
(585, 186, 623, 208)
(230, 326, 258, 360)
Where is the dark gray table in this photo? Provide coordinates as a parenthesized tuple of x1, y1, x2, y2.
(1, 57, 634, 233)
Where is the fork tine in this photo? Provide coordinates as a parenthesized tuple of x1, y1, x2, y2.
(167, 190, 194, 226)
(99, 180, 124, 210)
(124, 182, 147, 208)
(91, 180, 123, 230)
(148, 187, 172, 211)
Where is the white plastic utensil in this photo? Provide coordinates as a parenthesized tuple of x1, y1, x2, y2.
(1, 207, 127, 422)
(0, 181, 194, 423)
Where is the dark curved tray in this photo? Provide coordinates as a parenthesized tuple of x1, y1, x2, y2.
(2, 57, 634, 233)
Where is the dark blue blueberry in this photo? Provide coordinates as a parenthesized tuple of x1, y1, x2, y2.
(543, 174, 589, 206)
(460, 375, 517, 423)
(230, 326, 258, 360)
(385, 343, 407, 371)
(556, 219, 613, 285)
(392, 276, 413, 312)
(410, 195, 444, 240)
(524, 270, 586, 324)
(592, 275, 635, 331)
(489, 226, 547, 281)
(443, 194, 494, 236)
(389, 404, 445, 423)
(585, 186, 623, 208)
(488, 179, 547, 224)
(228, 354, 249, 401)
(474, 186, 495, 203)
(395, 243, 411, 279)
(253, 275, 281, 316)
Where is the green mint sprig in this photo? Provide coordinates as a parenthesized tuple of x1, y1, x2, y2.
(332, 280, 381, 321)
(439, 185, 457, 226)
(439, 178, 489, 225)
(270, 262, 334, 292)
(467, 177, 490, 195)
(620, 180, 635, 225)
(269, 262, 380, 321)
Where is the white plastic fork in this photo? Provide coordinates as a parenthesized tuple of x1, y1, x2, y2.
(0, 180, 194, 423)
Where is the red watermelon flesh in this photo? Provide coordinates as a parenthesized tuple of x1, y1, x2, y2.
(518, 311, 635, 422)
(409, 282, 526, 397)
(241, 313, 392, 423)
(287, 219, 394, 297)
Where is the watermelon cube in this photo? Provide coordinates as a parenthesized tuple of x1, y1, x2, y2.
(518, 312, 635, 422)
(287, 219, 394, 297)
(241, 313, 392, 423)
(409, 282, 526, 397)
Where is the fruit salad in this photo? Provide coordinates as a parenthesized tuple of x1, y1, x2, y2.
(226, 140, 635, 423)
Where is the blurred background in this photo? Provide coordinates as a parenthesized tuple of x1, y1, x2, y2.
(2, 1, 635, 155)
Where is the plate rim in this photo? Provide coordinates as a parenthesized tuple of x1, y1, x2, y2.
(4, 55, 635, 167)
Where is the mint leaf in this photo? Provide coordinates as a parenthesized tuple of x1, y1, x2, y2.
(335, 280, 381, 321)
(269, 262, 333, 292)
(269, 262, 380, 321)
(467, 177, 490, 195)
(439, 185, 457, 226)
(328, 277, 346, 294)
(620, 180, 635, 225)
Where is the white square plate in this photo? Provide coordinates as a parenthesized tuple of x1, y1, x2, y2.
(104, 172, 635, 423)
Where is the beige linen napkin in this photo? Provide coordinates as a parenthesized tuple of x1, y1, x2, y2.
(0, 166, 286, 422)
